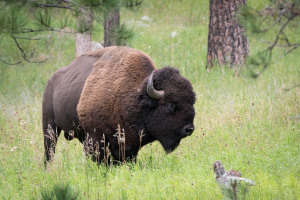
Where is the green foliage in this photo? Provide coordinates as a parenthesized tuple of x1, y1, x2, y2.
(35, 9, 53, 29)
(0, 3, 29, 35)
(245, 50, 272, 78)
(113, 23, 135, 46)
(0, 0, 142, 64)
(40, 182, 80, 200)
(239, 7, 263, 34)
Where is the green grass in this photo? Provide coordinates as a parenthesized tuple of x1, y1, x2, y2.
(0, 0, 299, 199)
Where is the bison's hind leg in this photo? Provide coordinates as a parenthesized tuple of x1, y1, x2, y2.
(43, 122, 61, 166)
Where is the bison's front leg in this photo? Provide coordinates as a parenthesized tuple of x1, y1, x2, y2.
(43, 123, 61, 166)
(111, 155, 138, 165)
(84, 134, 111, 165)
(110, 148, 138, 165)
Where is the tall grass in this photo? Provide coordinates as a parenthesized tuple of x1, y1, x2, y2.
(0, 0, 299, 199)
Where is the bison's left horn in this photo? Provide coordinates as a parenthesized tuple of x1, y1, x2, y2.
(147, 73, 164, 100)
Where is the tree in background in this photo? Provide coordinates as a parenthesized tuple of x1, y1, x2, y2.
(103, 0, 139, 47)
(239, 0, 300, 79)
(104, 6, 120, 47)
(206, 0, 249, 70)
(75, 7, 93, 57)
(0, 0, 142, 64)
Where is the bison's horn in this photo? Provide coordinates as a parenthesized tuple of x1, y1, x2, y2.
(147, 73, 164, 99)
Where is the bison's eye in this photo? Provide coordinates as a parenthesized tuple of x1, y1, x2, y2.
(165, 103, 176, 113)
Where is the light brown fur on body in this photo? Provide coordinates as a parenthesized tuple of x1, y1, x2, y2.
(77, 46, 156, 160)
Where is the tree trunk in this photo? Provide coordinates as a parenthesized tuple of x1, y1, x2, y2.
(76, 33, 91, 57)
(206, 0, 249, 69)
(104, 8, 120, 47)
(75, 9, 93, 57)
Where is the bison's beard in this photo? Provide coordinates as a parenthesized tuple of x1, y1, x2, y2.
(160, 139, 181, 153)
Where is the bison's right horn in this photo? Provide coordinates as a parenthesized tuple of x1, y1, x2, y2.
(147, 73, 164, 100)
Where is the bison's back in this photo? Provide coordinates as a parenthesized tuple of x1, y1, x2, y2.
(43, 49, 108, 134)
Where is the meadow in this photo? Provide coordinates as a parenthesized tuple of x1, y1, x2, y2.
(0, 0, 299, 199)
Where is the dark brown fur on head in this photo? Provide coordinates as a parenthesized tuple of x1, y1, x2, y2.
(132, 67, 196, 153)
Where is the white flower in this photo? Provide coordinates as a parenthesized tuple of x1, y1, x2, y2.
(10, 146, 17, 152)
(170, 31, 177, 38)
(141, 16, 152, 22)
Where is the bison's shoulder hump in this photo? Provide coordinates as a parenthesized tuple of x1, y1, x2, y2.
(77, 46, 155, 133)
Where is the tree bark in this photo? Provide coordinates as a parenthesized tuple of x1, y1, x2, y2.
(75, 9, 93, 57)
(76, 33, 91, 57)
(104, 8, 120, 47)
(206, 0, 249, 69)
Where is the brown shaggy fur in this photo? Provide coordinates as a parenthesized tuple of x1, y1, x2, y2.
(43, 46, 196, 164)
(77, 47, 156, 160)
(77, 46, 155, 134)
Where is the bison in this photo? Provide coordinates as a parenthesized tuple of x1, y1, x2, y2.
(42, 46, 195, 165)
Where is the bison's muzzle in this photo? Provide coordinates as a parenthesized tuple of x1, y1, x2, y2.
(181, 124, 195, 138)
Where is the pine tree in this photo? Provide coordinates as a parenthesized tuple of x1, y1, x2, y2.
(0, 0, 143, 64)
(206, 0, 249, 70)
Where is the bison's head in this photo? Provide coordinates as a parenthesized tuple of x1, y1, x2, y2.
(141, 67, 196, 153)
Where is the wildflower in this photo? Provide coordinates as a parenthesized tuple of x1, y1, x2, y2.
(10, 146, 17, 152)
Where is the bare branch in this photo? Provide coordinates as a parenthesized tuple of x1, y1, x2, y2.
(252, 14, 297, 78)
(35, 3, 78, 12)
(0, 58, 22, 65)
(13, 36, 41, 40)
(267, 15, 295, 51)
(251, 51, 272, 78)
(280, 31, 291, 46)
(285, 43, 300, 55)
(12, 36, 47, 64)
(258, 11, 283, 33)
(12, 28, 74, 34)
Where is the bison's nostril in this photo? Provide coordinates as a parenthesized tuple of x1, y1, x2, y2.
(185, 127, 194, 135)
(183, 124, 195, 136)
(185, 128, 194, 134)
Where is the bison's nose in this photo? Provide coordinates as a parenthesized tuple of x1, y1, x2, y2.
(182, 124, 195, 137)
